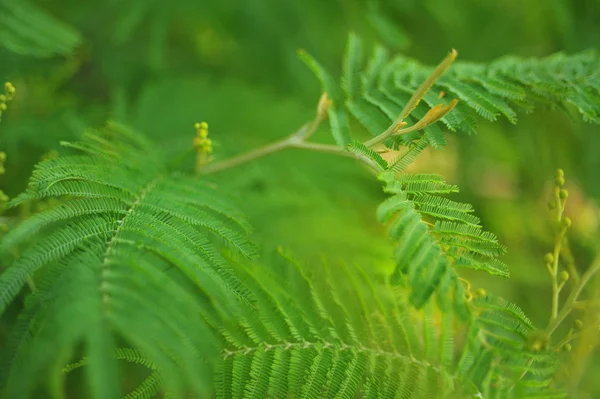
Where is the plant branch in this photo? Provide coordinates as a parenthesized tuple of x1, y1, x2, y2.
(364, 49, 458, 148)
(547, 258, 600, 335)
(549, 181, 568, 323)
(200, 93, 382, 175)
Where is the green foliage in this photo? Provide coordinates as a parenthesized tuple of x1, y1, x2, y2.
(0, 0, 82, 57)
(0, 123, 257, 397)
(302, 33, 600, 149)
(1, 6, 600, 396)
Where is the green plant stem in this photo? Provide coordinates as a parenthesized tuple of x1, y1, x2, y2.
(547, 258, 600, 335)
(550, 187, 566, 323)
(200, 97, 380, 175)
(200, 134, 296, 174)
(364, 49, 457, 148)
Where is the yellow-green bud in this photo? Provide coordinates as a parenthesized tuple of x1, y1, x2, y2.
(199, 122, 208, 130)
(574, 319, 583, 330)
(559, 270, 569, 282)
(562, 217, 572, 228)
(556, 176, 565, 186)
(475, 288, 486, 297)
(0, 152, 6, 162)
(556, 169, 564, 179)
(194, 122, 201, 129)
(4, 82, 15, 94)
(526, 330, 550, 351)
(0, 103, 6, 111)
(559, 189, 568, 199)
(563, 343, 572, 352)
(0, 95, 5, 102)
(544, 253, 554, 264)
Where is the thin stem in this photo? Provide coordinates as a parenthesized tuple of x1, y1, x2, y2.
(547, 258, 600, 335)
(200, 135, 296, 175)
(364, 49, 457, 148)
(200, 92, 384, 175)
(550, 186, 566, 322)
(293, 142, 380, 172)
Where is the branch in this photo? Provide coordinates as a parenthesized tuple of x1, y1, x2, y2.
(547, 258, 600, 335)
(200, 93, 379, 175)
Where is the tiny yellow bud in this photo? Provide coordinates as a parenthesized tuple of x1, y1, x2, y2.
(574, 319, 583, 330)
(556, 169, 564, 179)
(559, 189, 568, 199)
(205, 139, 212, 146)
(475, 288, 486, 297)
(0, 103, 6, 111)
(526, 330, 550, 351)
(559, 270, 569, 282)
(544, 253, 554, 264)
(194, 122, 201, 130)
(198, 129, 208, 139)
(563, 343, 572, 352)
(199, 122, 208, 130)
(562, 217, 572, 228)
(4, 82, 15, 94)
(556, 176, 565, 186)
(0, 152, 6, 161)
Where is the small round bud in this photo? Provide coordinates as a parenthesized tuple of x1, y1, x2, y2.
(544, 253, 554, 264)
(526, 330, 550, 351)
(0, 152, 6, 161)
(563, 343, 572, 352)
(4, 82, 15, 94)
(556, 176, 565, 186)
(574, 319, 584, 330)
(559, 189, 568, 199)
(194, 122, 201, 129)
(562, 217, 572, 228)
(475, 288, 486, 297)
(199, 122, 208, 130)
(559, 270, 569, 282)
(556, 169, 564, 179)
(0, 103, 6, 111)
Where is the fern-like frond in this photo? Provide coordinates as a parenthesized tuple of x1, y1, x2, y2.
(302, 33, 600, 150)
(377, 171, 509, 315)
(211, 253, 478, 399)
(0, 122, 257, 397)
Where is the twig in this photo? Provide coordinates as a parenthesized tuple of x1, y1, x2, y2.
(547, 259, 600, 335)
(200, 93, 380, 175)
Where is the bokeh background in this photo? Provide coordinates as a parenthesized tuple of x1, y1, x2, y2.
(1, 0, 599, 396)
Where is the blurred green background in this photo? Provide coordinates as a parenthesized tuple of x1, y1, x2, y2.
(1, 0, 599, 395)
